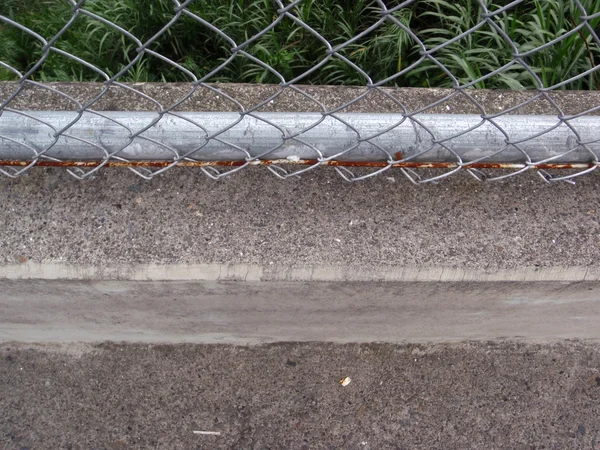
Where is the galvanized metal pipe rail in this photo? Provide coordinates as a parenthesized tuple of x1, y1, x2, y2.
(1, 111, 598, 166)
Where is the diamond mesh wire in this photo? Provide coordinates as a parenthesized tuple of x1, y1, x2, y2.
(1, 0, 600, 183)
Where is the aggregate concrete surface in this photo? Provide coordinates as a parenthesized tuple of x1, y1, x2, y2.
(2, 341, 600, 449)
(2, 168, 600, 271)
(3, 82, 600, 116)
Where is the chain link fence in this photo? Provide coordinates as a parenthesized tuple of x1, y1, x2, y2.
(1, 0, 600, 183)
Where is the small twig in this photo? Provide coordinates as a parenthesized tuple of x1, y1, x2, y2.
(193, 431, 221, 436)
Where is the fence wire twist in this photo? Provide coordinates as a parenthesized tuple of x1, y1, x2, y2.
(1, 0, 600, 183)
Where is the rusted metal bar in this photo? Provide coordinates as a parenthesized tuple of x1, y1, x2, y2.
(0, 159, 594, 170)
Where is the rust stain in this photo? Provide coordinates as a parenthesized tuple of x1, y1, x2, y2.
(0, 159, 594, 171)
(14, 255, 28, 264)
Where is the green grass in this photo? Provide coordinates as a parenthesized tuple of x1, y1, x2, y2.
(1, 0, 599, 89)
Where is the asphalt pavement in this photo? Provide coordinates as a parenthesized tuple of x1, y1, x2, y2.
(2, 340, 600, 449)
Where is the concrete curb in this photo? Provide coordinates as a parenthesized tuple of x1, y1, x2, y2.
(1, 262, 598, 282)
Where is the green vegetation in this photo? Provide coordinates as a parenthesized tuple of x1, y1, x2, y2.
(413, 0, 600, 89)
(1, 0, 599, 89)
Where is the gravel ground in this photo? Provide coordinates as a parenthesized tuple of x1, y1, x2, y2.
(2, 341, 600, 449)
